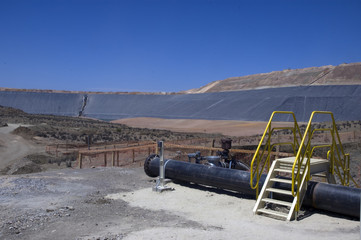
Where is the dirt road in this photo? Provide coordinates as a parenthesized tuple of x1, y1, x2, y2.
(0, 124, 42, 171)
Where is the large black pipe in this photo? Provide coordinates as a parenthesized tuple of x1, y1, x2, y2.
(144, 156, 360, 218)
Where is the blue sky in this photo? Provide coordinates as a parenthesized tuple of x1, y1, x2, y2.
(1, 0, 361, 92)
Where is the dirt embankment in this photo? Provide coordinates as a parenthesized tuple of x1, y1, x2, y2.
(184, 62, 361, 93)
(2, 62, 361, 96)
(0, 106, 220, 145)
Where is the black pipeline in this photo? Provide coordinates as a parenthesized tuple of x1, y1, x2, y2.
(144, 157, 360, 218)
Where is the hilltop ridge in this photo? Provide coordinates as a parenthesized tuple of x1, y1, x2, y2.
(1, 62, 361, 95)
(184, 62, 361, 93)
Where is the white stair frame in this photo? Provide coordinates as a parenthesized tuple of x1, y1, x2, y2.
(286, 164, 309, 221)
(253, 160, 278, 214)
(253, 157, 329, 221)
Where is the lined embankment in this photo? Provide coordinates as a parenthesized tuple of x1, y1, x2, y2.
(1, 85, 361, 122)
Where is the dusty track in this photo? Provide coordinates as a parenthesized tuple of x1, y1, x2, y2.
(0, 124, 42, 171)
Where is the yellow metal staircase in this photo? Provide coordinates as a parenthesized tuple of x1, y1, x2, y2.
(250, 111, 359, 221)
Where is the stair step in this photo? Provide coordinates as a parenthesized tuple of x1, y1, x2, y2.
(279, 164, 305, 169)
(312, 173, 327, 177)
(274, 168, 303, 174)
(266, 188, 293, 196)
(262, 198, 292, 207)
(270, 178, 295, 184)
(257, 208, 288, 219)
(277, 157, 297, 163)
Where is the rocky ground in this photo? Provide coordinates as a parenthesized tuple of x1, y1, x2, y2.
(0, 167, 152, 239)
(0, 167, 359, 240)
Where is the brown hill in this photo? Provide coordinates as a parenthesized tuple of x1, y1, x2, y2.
(184, 62, 361, 93)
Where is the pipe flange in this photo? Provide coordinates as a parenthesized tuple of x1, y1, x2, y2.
(144, 154, 159, 177)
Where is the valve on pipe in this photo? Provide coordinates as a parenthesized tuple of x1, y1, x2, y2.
(187, 138, 250, 171)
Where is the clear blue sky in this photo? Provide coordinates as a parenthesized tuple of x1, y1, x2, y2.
(1, 0, 361, 92)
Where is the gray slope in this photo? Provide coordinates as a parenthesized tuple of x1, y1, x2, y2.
(1, 85, 361, 122)
(84, 85, 361, 122)
(0, 91, 83, 116)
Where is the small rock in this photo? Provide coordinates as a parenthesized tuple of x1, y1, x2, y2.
(66, 206, 75, 211)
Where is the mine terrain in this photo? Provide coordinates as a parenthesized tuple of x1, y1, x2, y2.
(1, 62, 361, 239)
(0, 105, 360, 239)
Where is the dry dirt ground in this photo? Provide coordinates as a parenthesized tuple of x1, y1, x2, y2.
(0, 124, 43, 171)
(112, 118, 274, 137)
(0, 167, 359, 240)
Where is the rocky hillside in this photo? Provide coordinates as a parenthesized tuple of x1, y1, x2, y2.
(185, 62, 361, 93)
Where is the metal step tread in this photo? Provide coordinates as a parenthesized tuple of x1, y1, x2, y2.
(278, 157, 328, 165)
(277, 157, 296, 163)
(270, 178, 295, 184)
(279, 163, 305, 167)
(274, 168, 304, 174)
(266, 187, 293, 196)
(279, 163, 305, 168)
(278, 166, 305, 171)
(257, 208, 288, 219)
(313, 173, 327, 177)
(261, 198, 292, 207)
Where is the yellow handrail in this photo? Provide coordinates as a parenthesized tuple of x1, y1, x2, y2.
(250, 111, 303, 197)
(291, 111, 359, 213)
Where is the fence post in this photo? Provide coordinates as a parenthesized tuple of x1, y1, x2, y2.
(117, 151, 119, 166)
(112, 151, 115, 167)
(104, 153, 107, 166)
(354, 131, 356, 142)
(210, 139, 215, 155)
(78, 153, 82, 169)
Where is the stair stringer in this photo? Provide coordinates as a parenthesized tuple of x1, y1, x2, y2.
(286, 164, 309, 221)
(253, 160, 279, 214)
